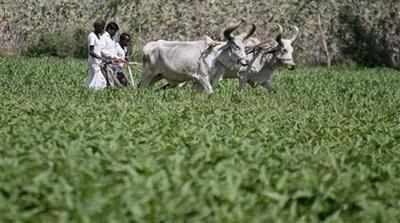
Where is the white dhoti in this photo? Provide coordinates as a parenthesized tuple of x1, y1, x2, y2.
(86, 63, 107, 90)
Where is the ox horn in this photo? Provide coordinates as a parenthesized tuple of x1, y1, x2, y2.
(223, 19, 245, 40)
(290, 25, 299, 43)
(204, 35, 223, 47)
(242, 23, 256, 40)
(276, 24, 283, 35)
(275, 24, 284, 45)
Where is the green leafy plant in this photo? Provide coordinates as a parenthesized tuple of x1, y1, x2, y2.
(1, 57, 400, 222)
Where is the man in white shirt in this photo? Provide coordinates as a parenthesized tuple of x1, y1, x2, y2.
(113, 33, 131, 86)
(101, 22, 127, 86)
(115, 33, 129, 61)
(100, 22, 123, 62)
(86, 19, 107, 90)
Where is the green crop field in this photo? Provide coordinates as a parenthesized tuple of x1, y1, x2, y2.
(1, 56, 400, 223)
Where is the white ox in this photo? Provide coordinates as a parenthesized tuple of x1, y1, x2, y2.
(215, 25, 299, 92)
(139, 20, 256, 94)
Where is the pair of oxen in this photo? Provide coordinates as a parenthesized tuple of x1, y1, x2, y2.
(139, 19, 299, 94)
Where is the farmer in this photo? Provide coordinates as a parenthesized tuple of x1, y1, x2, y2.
(100, 22, 122, 60)
(112, 32, 131, 86)
(99, 22, 129, 87)
(86, 19, 107, 90)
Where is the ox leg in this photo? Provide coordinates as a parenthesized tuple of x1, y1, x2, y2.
(139, 73, 161, 88)
(210, 72, 224, 87)
(260, 79, 276, 93)
(157, 81, 181, 91)
(210, 66, 225, 87)
(193, 74, 213, 94)
(191, 81, 202, 92)
(177, 82, 188, 88)
(158, 83, 170, 90)
(263, 70, 276, 93)
(238, 74, 248, 91)
(149, 74, 163, 86)
(248, 80, 257, 88)
(138, 72, 153, 88)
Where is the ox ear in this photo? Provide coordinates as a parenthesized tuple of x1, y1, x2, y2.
(209, 41, 221, 47)
(204, 36, 221, 47)
(258, 39, 278, 48)
(265, 45, 281, 54)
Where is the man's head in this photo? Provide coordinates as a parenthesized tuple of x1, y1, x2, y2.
(119, 33, 131, 47)
(93, 19, 105, 35)
(106, 22, 119, 38)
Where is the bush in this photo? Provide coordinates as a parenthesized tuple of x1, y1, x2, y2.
(3, 0, 400, 68)
(337, 2, 400, 69)
(25, 28, 88, 58)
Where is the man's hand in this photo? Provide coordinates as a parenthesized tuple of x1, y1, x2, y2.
(112, 58, 127, 64)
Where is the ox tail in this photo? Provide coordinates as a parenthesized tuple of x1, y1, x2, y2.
(142, 54, 150, 67)
(139, 53, 151, 88)
(141, 50, 152, 75)
(142, 42, 159, 67)
(139, 42, 159, 88)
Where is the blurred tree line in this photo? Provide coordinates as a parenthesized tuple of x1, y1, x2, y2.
(1, 0, 399, 69)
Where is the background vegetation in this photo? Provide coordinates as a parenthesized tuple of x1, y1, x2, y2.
(1, 0, 400, 68)
(1, 56, 400, 222)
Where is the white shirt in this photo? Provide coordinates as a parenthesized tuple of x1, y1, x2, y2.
(112, 43, 128, 71)
(101, 32, 128, 72)
(88, 32, 106, 65)
(100, 32, 119, 60)
(115, 42, 128, 59)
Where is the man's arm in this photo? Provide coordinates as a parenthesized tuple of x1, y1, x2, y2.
(89, 45, 103, 60)
(124, 47, 129, 61)
(100, 48, 115, 60)
(88, 33, 103, 60)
